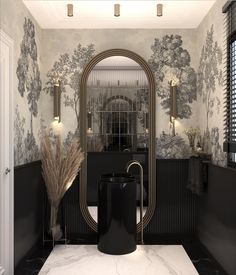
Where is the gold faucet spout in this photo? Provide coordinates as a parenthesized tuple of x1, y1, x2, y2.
(126, 160, 144, 245)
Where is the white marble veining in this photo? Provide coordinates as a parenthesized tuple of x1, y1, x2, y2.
(39, 245, 198, 275)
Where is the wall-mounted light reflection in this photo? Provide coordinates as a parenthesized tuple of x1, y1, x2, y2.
(145, 112, 149, 134)
(87, 111, 92, 132)
(170, 80, 177, 136)
(54, 82, 61, 123)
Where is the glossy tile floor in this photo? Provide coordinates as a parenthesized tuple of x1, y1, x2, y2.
(39, 245, 198, 275)
(15, 241, 229, 275)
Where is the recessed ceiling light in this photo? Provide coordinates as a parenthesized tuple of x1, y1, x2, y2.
(67, 4, 73, 17)
(157, 3, 163, 17)
(114, 4, 120, 17)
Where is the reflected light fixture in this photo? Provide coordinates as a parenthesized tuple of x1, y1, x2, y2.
(170, 80, 177, 136)
(54, 82, 61, 123)
(67, 4, 74, 17)
(114, 4, 120, 17)
(87, 111, 92, 131)
(145, 112, 149, 134)
(157, 3, 163, 17)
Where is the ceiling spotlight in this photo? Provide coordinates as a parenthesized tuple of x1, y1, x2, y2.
(67, 4, 73, 17)
(157, 3, 163, 17)
(114, 4, 120, 17)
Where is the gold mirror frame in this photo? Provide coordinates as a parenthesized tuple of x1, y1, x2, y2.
(79, 49, 156, 232)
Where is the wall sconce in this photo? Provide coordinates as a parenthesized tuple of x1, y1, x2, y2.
(145, 112, 149, 134)
(114, 4, 120, 17)
(54, 83, 61, 123)
(67, 4, 73, 17)
(157, 3, 163, 17)
(87, 111, 92, 131)
(170, 80, 177, 136)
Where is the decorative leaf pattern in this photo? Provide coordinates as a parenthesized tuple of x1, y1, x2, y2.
(15, 18, 41, 166)
(156, 132, 190, 159)
(197, 25, 226, 166)
(149, 35, 197, 119)
(197, 25, 223, 129)
(16, 17, 42, 120)
(44, 44, 96, 130)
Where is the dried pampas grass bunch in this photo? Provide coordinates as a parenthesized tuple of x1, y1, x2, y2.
(41, 132, 84, 241)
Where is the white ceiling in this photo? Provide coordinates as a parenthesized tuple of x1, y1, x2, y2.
(23, 0, 216, 29)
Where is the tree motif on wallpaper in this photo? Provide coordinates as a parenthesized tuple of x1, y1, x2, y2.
(44, 44, 96, 135)
(156, 131, 190, 159)
(149, 35, 197, 119)
(14, 105, 40, 166)
(16, 17, 42, 132)
(14, 106, 26, 166)
(15, 18, 41, 165)
(198, 25, 223, 130)
(197, 25, 226, 166)
(210, 127, 226, 167)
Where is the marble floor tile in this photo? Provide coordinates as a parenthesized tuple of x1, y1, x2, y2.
(39, 245, 198, 275)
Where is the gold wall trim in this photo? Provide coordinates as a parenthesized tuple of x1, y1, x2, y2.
(79, 49, 156, 232)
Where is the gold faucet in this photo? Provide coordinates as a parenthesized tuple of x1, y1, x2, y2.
(126, 160, 144, 245)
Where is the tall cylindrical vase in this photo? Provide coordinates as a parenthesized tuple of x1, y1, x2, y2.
(50, 202, 62, 242)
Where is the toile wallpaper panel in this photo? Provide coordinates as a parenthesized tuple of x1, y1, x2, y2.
(2, 0, 227, 166)
(40, 28, 199, 160)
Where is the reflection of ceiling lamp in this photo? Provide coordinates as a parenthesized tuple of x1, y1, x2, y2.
(67, 4, 73, 17)
(114, 4, 120, 17)
(157, 3, 163, 17)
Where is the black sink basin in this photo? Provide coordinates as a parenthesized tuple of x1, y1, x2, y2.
(98, 173, 137, 255)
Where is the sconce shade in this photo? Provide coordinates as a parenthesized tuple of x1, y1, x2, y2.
(114, 4, 120, 17)
(170, 83, 177, 120)
(157, 3, 163, 17)
(67, 4, 73, 17)
(145, 112, 149, 128)
(54, 84, 61, 122)
(88, 112, 92, 130)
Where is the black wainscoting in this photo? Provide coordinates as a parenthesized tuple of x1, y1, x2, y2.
(14, 161, 44, 268)
(197, 164, 236, 275)
(145, 159, 197, 241)
(14, 158, 197, 268)
(63, 158, 197, 242)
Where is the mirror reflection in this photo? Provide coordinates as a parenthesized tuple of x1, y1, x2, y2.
(86, 56, 149, 222)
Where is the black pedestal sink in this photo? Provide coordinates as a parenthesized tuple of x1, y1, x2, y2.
(98, 173, 137, 255)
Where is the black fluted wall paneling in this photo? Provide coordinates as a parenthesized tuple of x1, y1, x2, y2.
(63, 176, 95, 238)
(145, 159, 196, 237)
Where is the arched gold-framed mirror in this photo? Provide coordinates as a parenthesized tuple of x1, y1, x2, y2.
(79, 49, 156, 232)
